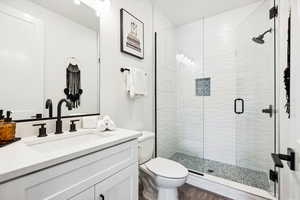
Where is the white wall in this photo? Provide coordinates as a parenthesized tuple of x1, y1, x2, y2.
(1, 0, 99, 118)
(99, 0, 154, 131)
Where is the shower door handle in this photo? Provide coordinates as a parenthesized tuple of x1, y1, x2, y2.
(262, 105, 273, 118)
(234, 98, 244, 114)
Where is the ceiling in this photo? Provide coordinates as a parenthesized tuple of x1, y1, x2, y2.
(29, 0, 99, 31)
(153, 0, 263, 26)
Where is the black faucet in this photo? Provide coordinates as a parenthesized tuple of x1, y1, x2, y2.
(45, 99, 53, 118)
(55, 99, 72, 134)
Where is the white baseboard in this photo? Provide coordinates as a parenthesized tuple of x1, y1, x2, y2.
(187, 172, 277, 200)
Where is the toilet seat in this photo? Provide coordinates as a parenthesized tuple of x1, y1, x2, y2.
(145, 157, 188, 179)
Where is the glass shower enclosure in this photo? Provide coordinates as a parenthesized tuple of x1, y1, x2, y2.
(154, 0, 277, 196)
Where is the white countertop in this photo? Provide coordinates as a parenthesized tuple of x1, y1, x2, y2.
(0, 128, 142, 184)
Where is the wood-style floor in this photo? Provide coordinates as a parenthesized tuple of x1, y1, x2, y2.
(178, 184, 232, 200)
(139, 184, 232, 200)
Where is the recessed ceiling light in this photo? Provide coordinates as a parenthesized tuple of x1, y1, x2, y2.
(74, 0, 81, 5)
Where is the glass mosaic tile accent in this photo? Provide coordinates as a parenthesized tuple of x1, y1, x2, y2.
(196, 78, 211, 96)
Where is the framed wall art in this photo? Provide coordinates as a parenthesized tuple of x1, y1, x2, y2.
(120, 8, 144, 59)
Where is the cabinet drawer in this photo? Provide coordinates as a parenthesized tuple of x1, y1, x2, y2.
(0, 140, 138, 200)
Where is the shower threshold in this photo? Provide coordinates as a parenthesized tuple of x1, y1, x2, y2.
(170, 152, 271, 192)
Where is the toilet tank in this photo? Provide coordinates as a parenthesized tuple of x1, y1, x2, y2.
(138, 131, 155, 164)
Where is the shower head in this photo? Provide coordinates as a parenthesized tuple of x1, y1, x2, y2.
(252, 35, 265, 44)
(252, 28, 272, 44)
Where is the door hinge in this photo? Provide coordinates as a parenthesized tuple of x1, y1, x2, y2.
(271, 148, 296, 171)
(269, 6, 278, 19)
(269, 169, 278, 183)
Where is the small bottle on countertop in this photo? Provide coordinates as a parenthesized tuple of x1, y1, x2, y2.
(0, 110, 5, 141)
(0, 111, 16, 141)
(0, 110, 4, 122)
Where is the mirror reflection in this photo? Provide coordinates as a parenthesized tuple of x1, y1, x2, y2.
(0, 0, 100, 120)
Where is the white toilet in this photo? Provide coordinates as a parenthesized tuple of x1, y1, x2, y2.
(138, 131, 188, 200)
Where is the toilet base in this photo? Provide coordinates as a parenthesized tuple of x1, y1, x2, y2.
(158, 188, 178, 200)
(140, 161, 187, 200)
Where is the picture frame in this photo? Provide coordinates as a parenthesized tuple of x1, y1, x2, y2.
(120, 8, 144, 59)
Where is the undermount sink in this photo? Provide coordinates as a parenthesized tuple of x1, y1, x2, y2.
(24, 130, 113, 154)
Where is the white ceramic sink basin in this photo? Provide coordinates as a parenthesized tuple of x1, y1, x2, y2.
(24, 130, 112, 154)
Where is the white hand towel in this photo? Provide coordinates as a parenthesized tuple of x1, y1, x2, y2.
(96, 119, 107, 131)
(97, 115, 116, 131)
(103, 116, 116, 131)
(125, 68, 135, 98)
(134, 68, 148, 96)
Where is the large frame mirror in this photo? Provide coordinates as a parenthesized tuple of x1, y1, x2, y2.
(0, 0, 100, 121)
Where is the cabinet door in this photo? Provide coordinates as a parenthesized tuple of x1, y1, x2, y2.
(69, 187, 94, 200)
(95, 165, 138, 200)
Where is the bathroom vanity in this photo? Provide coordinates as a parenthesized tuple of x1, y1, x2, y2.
(0, 1, 141, 199)
(0, 129, 141, 200)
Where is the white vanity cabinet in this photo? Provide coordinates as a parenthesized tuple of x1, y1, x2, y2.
(0, 140, 139, 200)
(69, 165, 138, 200)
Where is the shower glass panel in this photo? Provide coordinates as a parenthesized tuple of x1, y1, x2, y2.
(234, 0, 275, 193)
(154, 0, 276, 195)
(154, 7, 205, 173)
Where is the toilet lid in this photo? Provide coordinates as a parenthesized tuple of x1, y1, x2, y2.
(145, 157, 188, 179)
